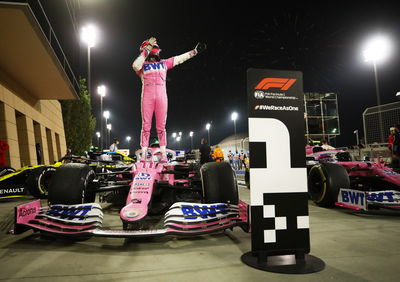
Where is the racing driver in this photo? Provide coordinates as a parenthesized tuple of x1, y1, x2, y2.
(132, 37, 206, 161)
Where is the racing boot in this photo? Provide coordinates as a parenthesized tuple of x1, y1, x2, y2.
(160, 156, 168, 163)
(160, 145, 168, 163)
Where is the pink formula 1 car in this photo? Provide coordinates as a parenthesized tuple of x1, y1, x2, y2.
(306, 146, 400, 211)
(11, 147, 249, 239)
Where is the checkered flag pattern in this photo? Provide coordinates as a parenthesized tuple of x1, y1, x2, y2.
(251, 193, 310, 255)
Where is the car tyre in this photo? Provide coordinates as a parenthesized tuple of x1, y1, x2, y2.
(200, 162, 239, 204)
(26, 166, 56, 199)
(0, 166, 16, 177)
(48, 163, 96, 205)
(308, 163, 350, 207)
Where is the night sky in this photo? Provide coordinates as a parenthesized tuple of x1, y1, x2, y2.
(41, 1, 400, 150)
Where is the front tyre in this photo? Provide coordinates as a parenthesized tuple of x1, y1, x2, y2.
(26, 166, 56, 199)
(308, 163, 350, 207)
(48, 163, 96, 205)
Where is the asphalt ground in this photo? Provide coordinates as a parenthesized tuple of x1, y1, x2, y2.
(0, 182, 399, 282)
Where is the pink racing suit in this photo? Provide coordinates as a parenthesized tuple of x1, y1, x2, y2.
(132, 49, 197, 147)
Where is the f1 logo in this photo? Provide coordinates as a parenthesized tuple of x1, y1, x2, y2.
(255, 78, 297, 91)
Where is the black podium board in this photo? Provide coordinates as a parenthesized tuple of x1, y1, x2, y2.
(241, 69, 324, 274)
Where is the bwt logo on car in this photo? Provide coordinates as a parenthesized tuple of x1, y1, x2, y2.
(341, 190, 365, 205)
(181, 204, 227, 220)
(367, 192, 395, 202)
(135, 172, 151, 181)
(47, 205, 93, 220)
(342, 190, 396, 205)
(255, 78, 297, 91)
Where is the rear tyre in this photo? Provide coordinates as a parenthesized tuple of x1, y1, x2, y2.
(200, 162, 239, 204)
(48, 163, 96, 205)
(26, 166, 56, 199)
(308, 163, 350, 207)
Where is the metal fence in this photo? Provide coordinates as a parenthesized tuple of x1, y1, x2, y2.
(304, 92, 340, 142)
(347, 146, 392, 162)
(363, 102, 400, 145)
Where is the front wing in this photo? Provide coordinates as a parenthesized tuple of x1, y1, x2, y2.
(11, 200, 249, 238)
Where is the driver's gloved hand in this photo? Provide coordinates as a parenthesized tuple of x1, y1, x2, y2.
(195, 42, 207, 54)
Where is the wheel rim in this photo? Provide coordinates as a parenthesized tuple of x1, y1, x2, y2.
(41, 174, 52, 196)
(38, 168, 56, 196)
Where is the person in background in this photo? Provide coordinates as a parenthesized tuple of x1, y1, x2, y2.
(228, 150, 233, 166)
(321, 139, 335, 150)
(65, 148, 72, 156)
(239, 150, 245, 170)
(240, 150, 247, 169)
(199, 138, 211, 165)
(233, 151, 240, 170)
(244, 152, 250, 168)
(391, 125, 400, 168)
(109, 138, 120, 152)
(388, 127, 396, 154)
(212, 145, 224, 162)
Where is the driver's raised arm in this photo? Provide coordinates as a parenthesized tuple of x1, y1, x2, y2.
(132, 37, 157, 73)
(165, 42, 206, 69)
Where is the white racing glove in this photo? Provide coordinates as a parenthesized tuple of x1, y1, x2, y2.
(144, 37, 157, 52)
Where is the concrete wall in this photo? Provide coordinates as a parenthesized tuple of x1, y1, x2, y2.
(0, 82, 66, 169)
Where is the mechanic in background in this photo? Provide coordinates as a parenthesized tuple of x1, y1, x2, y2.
(240, 150, 247, 169)
(109, 138, 119, 152)
(233, 151, 240, 170)
(321, 139, 335, 150)
(388, 127, 396, 154)
(199, 138, 211, 165)
(392, 125, 400, 168)
(228, 150, 233, 166)
(212, 145, 224, 162)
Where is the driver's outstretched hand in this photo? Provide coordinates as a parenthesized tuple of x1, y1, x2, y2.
(195, 42, 207, 54)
